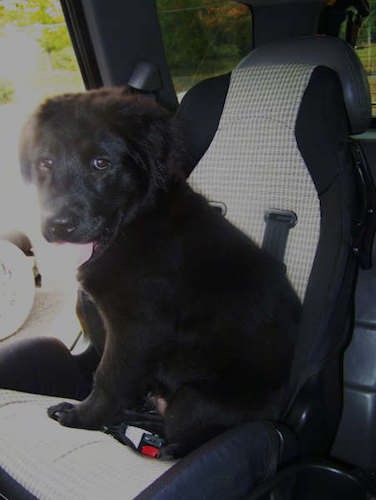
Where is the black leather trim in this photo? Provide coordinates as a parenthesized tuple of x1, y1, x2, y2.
(136, 421, 282, 500)
(176, 73, 230, 175)
(295, 66, 349, 194)
(288, 66, 358, 398)
(0, 467, 37, 500)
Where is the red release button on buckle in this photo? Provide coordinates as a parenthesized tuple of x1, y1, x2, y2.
(141, 445, 160, 458)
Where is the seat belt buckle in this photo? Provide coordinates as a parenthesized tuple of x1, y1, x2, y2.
(264, 209, 297, 228)
(138, 433, 165, 458)
(103, 423, 165, 459)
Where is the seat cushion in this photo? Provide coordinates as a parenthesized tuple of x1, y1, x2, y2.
(0, 389, 284, 500)
(0, 389, 173, 499)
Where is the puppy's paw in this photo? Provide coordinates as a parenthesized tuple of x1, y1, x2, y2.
(47, 402, 85, 428)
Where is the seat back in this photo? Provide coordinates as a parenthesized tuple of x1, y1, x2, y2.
(189, 62, 320, 301)
(180, 35, 371, 453)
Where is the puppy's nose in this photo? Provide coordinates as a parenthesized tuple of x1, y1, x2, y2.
(48, 215, 78, 240)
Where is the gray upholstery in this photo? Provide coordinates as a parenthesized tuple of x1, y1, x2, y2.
(238, 35, 371, 134)
(0, 390, 174, 499)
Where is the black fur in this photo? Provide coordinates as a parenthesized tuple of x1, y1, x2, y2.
(20, 87, 301, 458)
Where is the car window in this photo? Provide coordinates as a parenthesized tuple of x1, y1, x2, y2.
(156, 0, 252, 100)
(0, 0, 84, 233)
(0, 0, 84, 345)
(353, 1, 376, 114)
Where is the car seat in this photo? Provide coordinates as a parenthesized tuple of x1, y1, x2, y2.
(0, 35, 372, 499)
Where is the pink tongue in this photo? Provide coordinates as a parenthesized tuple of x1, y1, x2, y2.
(52, 242, 94, 268)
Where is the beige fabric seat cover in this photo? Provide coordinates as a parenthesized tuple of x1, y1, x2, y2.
(0, 390, 173, 499)
(189, 64, 320, 301)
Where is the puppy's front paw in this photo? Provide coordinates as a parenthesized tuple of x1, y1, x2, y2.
(47, 402, 84, 428)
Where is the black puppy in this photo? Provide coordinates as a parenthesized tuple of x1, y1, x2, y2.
(20, 87, 301, 458)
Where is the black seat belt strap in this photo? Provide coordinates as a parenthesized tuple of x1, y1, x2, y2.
(262, 209, 297, 263)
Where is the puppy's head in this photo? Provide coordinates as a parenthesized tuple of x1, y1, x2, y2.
(20, 87, 182, 248)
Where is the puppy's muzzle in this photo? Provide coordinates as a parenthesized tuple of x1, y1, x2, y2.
(44, 214, 79, 241)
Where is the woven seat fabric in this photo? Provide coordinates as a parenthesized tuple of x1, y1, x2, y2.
(189, 64, 320, 301)
(0, 389, 173, 500)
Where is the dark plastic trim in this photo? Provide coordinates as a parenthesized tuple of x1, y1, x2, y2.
(0, 466, 38, 500)
(60, 0, 103, 89)
(246, 460, 368, 499)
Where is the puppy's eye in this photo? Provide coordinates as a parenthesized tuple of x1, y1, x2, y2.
(37, 158, 54, 172)
(91, 158, 112, 170)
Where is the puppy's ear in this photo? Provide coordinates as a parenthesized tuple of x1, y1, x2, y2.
(116, 95, 186, 192)
(18, 116, 35, 183)
(143, 111, 186, 185)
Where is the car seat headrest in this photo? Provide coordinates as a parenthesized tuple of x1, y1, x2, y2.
(237, 35, 371, 134)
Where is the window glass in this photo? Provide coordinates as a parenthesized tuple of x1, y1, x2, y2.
(0, 0, 83, 233)
(353, 0, 376, 114)
(0, 1, 84, 344)
(156, 0, 252, 99)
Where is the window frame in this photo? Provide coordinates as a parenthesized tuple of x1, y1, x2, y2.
(60, 0, 178, 110)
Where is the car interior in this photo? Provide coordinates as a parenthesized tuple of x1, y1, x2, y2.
(1, 0, 376, 498)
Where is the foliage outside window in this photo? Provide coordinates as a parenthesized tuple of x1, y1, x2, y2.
(354, 0, 376, 114)
(0, 0, 83, 104)
(0, 79, 15, 104)
(157, 0, 252, 97)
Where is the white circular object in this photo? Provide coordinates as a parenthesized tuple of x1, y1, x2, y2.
(0, 240, 35, 340)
